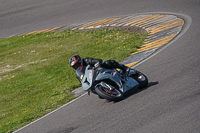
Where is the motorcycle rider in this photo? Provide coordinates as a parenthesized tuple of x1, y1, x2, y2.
(69, 54, 130, 75)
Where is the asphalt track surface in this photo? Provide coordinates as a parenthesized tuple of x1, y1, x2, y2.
(1, 0, 200, 133)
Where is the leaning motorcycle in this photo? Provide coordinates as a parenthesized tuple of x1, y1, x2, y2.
(76, 65, 148, 101)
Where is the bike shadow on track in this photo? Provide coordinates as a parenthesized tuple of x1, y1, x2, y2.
(105, 81, 159, 103)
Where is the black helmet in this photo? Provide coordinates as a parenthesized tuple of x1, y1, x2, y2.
(69, 55, 82, 70)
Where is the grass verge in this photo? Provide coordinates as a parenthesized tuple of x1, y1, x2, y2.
(0, 29, 147, 132)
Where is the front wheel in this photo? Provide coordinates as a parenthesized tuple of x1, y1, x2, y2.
(130, 70, 148, 89)
(95, 81, 123, 101)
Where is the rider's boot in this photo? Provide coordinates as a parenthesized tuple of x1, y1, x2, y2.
(118, 64, 130, 76)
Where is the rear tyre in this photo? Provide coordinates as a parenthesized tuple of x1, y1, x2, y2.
(95, 81, 123, 101)
(130, 70, 148, 89)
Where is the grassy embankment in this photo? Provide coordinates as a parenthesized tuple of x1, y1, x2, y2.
(0, 29, 147, 133)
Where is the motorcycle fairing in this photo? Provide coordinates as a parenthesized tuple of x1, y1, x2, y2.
(122, 77, 139, 92)
(95, 67, 139, 93)
(76, 65, 139, 93)
(81, 65, 96, 91)
(76, 66, 86, 83)
(95, 68, 123, 90)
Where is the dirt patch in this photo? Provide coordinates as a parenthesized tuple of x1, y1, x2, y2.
(0, 65, 20, 74)
(0, 59, 48, 80)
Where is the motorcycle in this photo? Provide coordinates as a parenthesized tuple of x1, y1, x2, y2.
(76, 65, 148, 101)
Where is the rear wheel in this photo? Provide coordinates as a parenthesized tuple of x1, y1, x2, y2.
(95, 81, 123, 101)
(130, 70, 148, 89)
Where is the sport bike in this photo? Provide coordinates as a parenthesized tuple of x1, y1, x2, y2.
(76, 65, 148, 101)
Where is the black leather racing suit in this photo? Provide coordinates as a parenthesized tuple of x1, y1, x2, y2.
(82, 57, 129, 72)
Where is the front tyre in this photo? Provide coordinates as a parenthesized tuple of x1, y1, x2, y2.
(95, 82, 123, 101)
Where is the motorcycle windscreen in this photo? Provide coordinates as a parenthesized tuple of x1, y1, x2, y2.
(76, 66, 86, 83)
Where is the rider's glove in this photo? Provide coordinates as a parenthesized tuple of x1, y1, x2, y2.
(94, 62, 100, 69)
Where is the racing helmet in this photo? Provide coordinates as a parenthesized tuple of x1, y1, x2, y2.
(69, 55, 82, 70)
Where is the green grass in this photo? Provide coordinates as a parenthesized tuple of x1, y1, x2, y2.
(0, 29, 147, 133)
